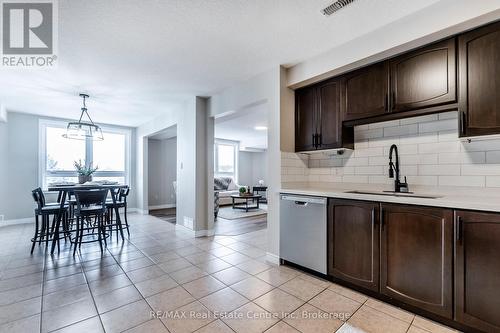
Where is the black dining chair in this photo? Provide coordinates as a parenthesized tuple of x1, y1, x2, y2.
(31, 188, 69, 254)
(106, 187, 131, 237)
(73, 189, 109, 255)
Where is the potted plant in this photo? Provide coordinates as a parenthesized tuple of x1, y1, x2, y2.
(74, 159, 98, 184)
(239, 187, 246, 196)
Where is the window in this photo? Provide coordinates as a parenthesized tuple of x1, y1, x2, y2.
(39, 120, 131, 188)
(214, 139, 238, 181)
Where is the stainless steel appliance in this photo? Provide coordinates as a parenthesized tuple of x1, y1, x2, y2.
(280, 194, 327, 274)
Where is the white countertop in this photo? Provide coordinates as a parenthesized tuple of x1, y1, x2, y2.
(280, 183, 500, 213)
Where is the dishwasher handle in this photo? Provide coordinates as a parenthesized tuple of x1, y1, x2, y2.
(281, 195, 326, 205)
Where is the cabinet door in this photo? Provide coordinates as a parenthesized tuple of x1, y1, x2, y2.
(455, 210, 500, 332)
(295, 86, 317, 152)
(459, 21, 500, 137)
(317, 79, 342, 150)
(344, 62, 389, 121)
(380, 204, 453, 318)
(328, 199, 379, 292)
(390, 38, 456, 113)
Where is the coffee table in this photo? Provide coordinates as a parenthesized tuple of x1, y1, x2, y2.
(230, 194, 262, 212)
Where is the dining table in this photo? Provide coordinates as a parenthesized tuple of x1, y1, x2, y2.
(47, 183, 129, 254)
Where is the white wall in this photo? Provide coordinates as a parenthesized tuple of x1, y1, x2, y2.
(148, 137, 177, 208)
(238, 151, 268, 187)
(136, 97, 213, 234)
(0, 112, 137, 221)
(287, 1, 500, 88)
(209, 68, 282, 259)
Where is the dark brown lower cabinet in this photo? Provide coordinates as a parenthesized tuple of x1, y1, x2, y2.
(328, 199, 379, 292)
(380, 204, 453, 318)
(455, 210, 500, 332)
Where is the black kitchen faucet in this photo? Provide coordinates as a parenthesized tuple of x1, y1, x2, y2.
(389, 144, 409, 193)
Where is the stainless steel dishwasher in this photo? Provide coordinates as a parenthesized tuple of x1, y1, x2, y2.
(280, 194, 327, 274)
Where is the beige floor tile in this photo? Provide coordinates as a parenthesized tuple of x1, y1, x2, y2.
(158, 258, 194, 273)
(207, 246, 236, 258)
(195, 319, 233, 333)
(211, 266, 250, 285)
(169, 266, 208, 284)
(254, 289, 304, 319)
(231, 276, 275, 300)
(126, 265, 166, 284)
(183, 276, 226, 299)
(42, 284, 92, 311)
(236, 259, 272, 275)
(100, 300, 153, 333)
(308, 289, 362, 321)
(346, 305, 410, 333)
(0, 314, 40, 333)
(163, 301, 215, 333)
(146, 286, 195, 312)
(150, 251, 181, 264)
(365, 298, 415, 323)
(222, 302, 279, 333)
(284, 303, 344, 333)
(41, 298, 97, 333)
(220, 252, 252, 265)
(123, 319, 168, 333)
(94, 285, 142, 314)
(184, 252, 217, 265)
(135, 274, 178, 298)
(199, 287, 249, 313)
(256, 268, 297, 287)
(407, 326, 432, 333)
(412, 316, 460, 333)
(328, 283, 368, 303)
(88, 273, 132, 296)
(279, 276, 326, 301)
(51, 316, 104, 333)
(298, 273, 331, 288)
(0, 296, 41, 325)
(196, 258, 232, 274)
(265, 321, 301, 333)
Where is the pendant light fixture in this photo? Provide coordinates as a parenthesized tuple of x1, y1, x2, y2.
(63, 93, 104, 141)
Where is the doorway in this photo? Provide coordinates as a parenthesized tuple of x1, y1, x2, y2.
(147, 125, 177, 224)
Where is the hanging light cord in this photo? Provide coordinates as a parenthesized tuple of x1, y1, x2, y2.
(78, 94, 96, 126)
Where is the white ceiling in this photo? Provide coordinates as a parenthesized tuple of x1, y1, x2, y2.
(0, 0, 442, 126)
(215, 103, 268, 150)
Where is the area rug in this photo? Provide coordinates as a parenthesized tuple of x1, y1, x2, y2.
(218, 205, 267, 220)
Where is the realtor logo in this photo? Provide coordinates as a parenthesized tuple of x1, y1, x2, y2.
(1, 0, 57, 67)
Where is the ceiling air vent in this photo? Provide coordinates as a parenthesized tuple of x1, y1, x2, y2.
(321, 0, 355, 16)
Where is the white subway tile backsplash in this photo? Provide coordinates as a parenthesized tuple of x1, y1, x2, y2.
(419, 164, 461, 176)
(384, 124, 418, 137)
(439, 176, 485, 187)
(462, 164, 500, 176)
(419, 119, 457, 133)
(282, 112, 500, 188)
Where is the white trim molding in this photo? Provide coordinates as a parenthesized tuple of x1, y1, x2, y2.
(148, 204, 176, 210)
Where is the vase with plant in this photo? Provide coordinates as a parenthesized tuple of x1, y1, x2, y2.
(74, 159, 98, 184)
(239, 187, 246, 196)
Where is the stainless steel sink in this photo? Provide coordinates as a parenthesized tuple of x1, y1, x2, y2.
(345, 190, 442, 199)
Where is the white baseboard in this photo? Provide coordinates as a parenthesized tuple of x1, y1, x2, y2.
(175, 223, 214, 238)
(149, 204, 176, 210)
(1, 217, 33, 226)
(266, 252, 281, 265)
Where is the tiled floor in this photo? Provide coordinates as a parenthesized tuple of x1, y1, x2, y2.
(0, 214, 460, 333)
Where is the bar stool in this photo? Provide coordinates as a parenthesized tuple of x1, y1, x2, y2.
(106, 187, 131, 237)
(31, 188, 69, 254)
(73, 189, 109, 255)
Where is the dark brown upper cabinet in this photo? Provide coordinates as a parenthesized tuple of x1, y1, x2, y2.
(328, 199, 379, 292)
(295, 86, 317, 152)
(380, 204, 453, 318)
(295, 78, 352, 152)
(344, 62, 389, 121)
(459, 21, 500, 137)
(455, 210, 500, 333)
(390, 38, 456, 113)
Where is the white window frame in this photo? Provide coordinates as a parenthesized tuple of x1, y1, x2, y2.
(214, 139, 239, 183)
(39, 119, 131, 189)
